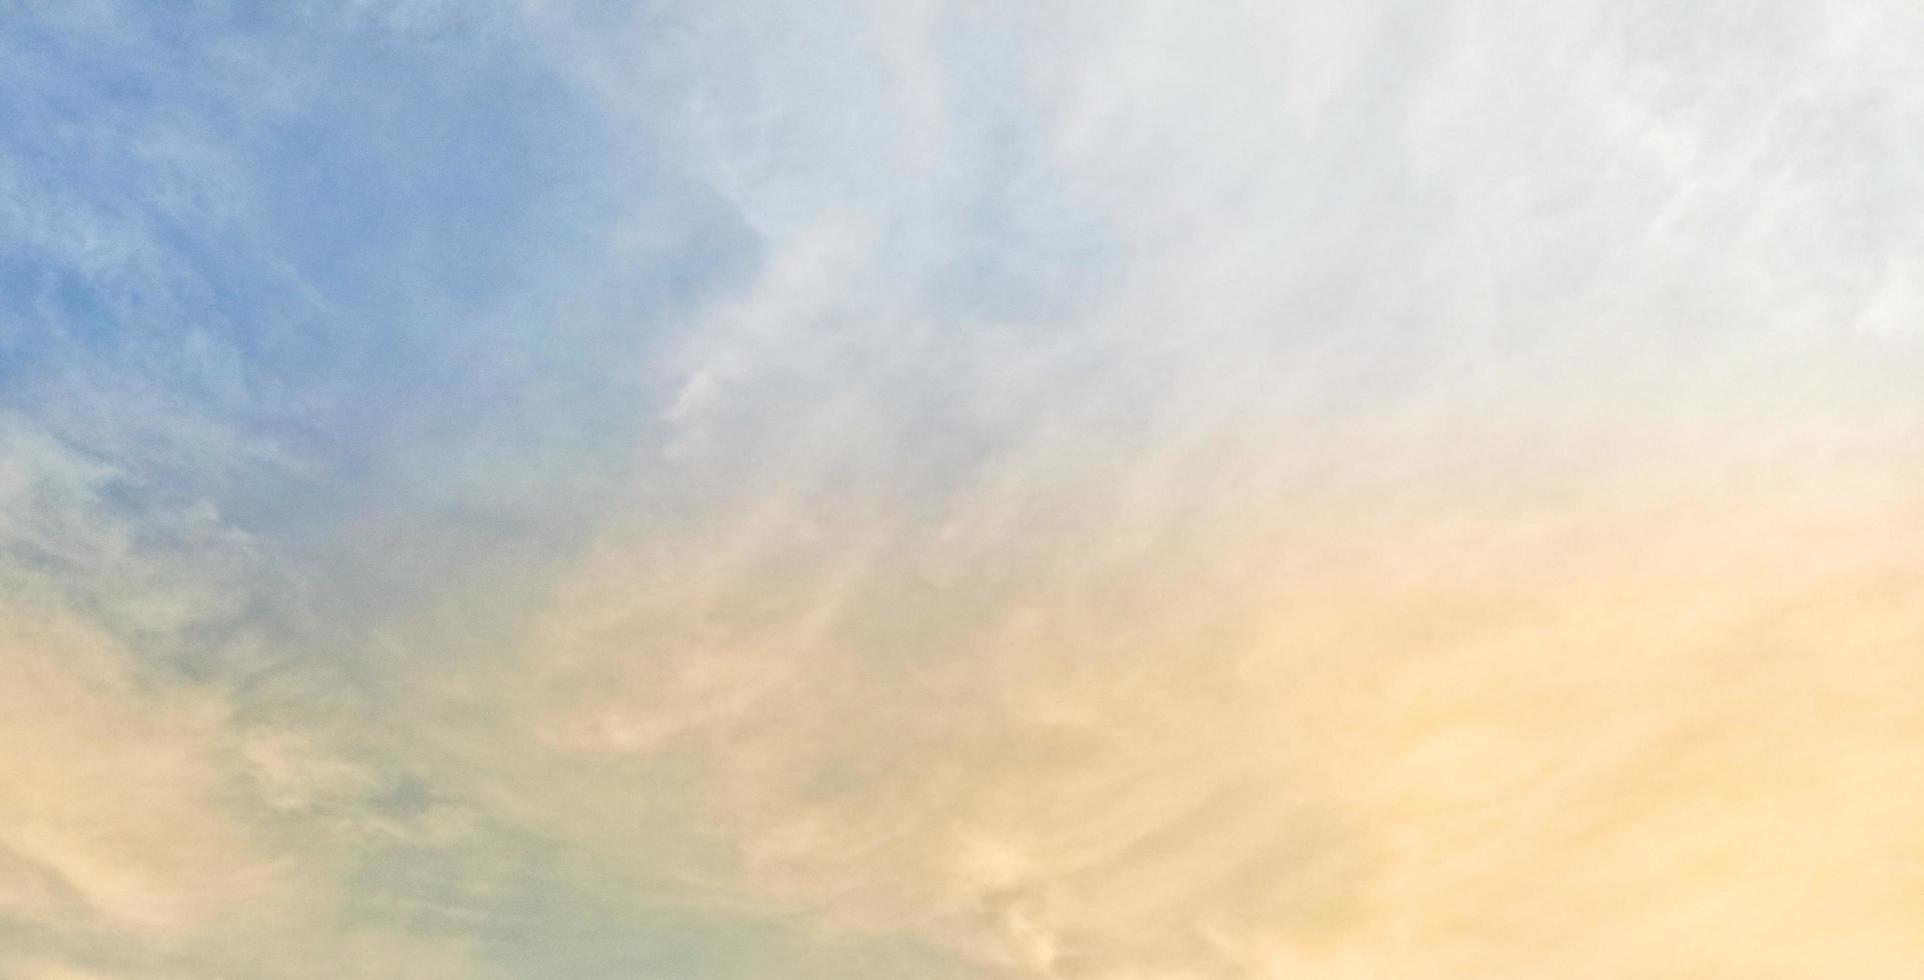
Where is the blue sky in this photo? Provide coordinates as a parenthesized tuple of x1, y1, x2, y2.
(4, 3, 1924, 978)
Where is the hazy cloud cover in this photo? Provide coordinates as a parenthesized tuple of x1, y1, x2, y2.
(3, 2, 1921, 977)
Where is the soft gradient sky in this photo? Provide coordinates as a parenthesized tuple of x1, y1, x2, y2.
(3, 2, 1922, 978)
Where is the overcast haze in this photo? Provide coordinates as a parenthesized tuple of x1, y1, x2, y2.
(2, 2, 1922, 978)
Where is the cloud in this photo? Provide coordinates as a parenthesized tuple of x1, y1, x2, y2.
(0, 595, 274, 949)
(442, 2, 1924, 976)
(501, 404, 1924, 977)
(6, 1, 1924, 977)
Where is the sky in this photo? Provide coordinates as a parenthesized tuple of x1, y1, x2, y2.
(2, 2, 1922, 978)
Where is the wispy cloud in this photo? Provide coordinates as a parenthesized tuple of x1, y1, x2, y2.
(4, 1, 1922, 977)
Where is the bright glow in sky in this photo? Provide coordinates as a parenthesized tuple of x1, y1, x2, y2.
(3, 3, 1922, 978)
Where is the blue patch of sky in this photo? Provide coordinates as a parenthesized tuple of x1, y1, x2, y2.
(0, 3, 760, 666)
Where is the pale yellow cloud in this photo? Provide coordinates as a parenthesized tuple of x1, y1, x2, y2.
(496, 457, 1923, 978)
(376, 55, 1924, 959)
(0, 593, 494, 978)
(445, 204, 1923, 974)
(0, 598, 283, 941)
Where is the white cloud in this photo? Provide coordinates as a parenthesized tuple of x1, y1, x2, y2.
(452, 3, 1924, 976)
